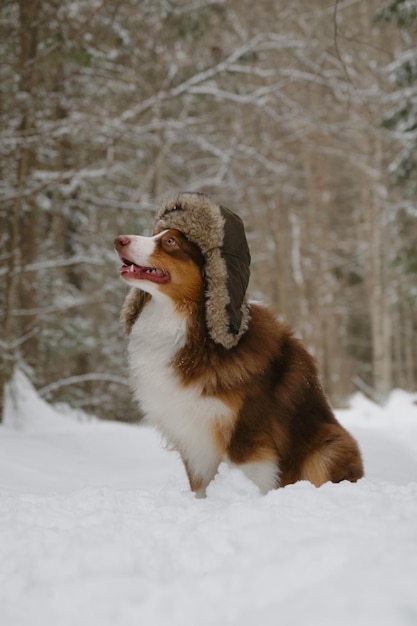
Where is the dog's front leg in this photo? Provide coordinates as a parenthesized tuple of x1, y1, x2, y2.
(182, 457, 220, 498)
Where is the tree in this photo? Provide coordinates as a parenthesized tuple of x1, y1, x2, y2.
(376, 0, 417, 394)
(378, 0, 417, 184)
(1, 0, 41, 414)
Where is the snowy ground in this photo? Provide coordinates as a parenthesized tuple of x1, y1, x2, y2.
(1, 371, 417, 626)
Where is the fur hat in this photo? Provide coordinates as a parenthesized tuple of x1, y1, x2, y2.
(121, 192, 251, 349)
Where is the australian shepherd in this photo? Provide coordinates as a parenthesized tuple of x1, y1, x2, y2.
(115, 228, 363, 497)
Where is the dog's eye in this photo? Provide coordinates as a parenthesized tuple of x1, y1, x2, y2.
(166, 237, 177, 246)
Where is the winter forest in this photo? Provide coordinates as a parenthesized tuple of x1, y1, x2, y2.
(1, 0, 417, 421)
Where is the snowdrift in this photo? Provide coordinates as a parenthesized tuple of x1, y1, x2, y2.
(1, 370, 417, 626)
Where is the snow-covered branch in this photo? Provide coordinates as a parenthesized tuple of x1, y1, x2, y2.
(38, 374, 129, 397)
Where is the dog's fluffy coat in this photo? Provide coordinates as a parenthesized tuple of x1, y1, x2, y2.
(115, 214, 363, 497)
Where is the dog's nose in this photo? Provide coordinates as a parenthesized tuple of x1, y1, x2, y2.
(114, 235, 131, 251)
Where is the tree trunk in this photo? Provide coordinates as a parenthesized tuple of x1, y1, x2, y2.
(1, 0, 41, 420)
(361, 133, 392, 401)
(16, 0, 41, 373)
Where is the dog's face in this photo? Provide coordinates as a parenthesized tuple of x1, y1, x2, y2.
(114, 229, 205, 304)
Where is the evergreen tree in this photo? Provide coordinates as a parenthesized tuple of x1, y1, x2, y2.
(377, 0, 417, 394)
(378, 1, 417, 185)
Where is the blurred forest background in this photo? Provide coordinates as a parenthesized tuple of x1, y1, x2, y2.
(1, 0, 416, 421)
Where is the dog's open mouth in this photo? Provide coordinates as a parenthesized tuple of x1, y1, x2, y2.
(120, 259, 170, 284)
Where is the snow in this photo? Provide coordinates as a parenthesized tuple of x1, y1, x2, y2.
(1, 371, 417, 626)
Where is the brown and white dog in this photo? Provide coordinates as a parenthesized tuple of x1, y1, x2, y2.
(115, 220, 363, 497)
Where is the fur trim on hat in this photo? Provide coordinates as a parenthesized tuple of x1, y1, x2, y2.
(154, 192, 251, 349)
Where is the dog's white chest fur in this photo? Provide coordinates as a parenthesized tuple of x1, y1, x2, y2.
(128, 296, 230, 487)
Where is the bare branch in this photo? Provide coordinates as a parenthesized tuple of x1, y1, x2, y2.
(38, 374, 129, 397)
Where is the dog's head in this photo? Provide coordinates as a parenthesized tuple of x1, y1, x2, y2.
(114, 229, 205, 306)
(115, 192, 251, 348)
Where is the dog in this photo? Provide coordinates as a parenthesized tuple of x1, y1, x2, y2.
(115, 193, 363, 497)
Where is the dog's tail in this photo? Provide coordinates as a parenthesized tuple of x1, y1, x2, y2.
(299, 423, 364, 486)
